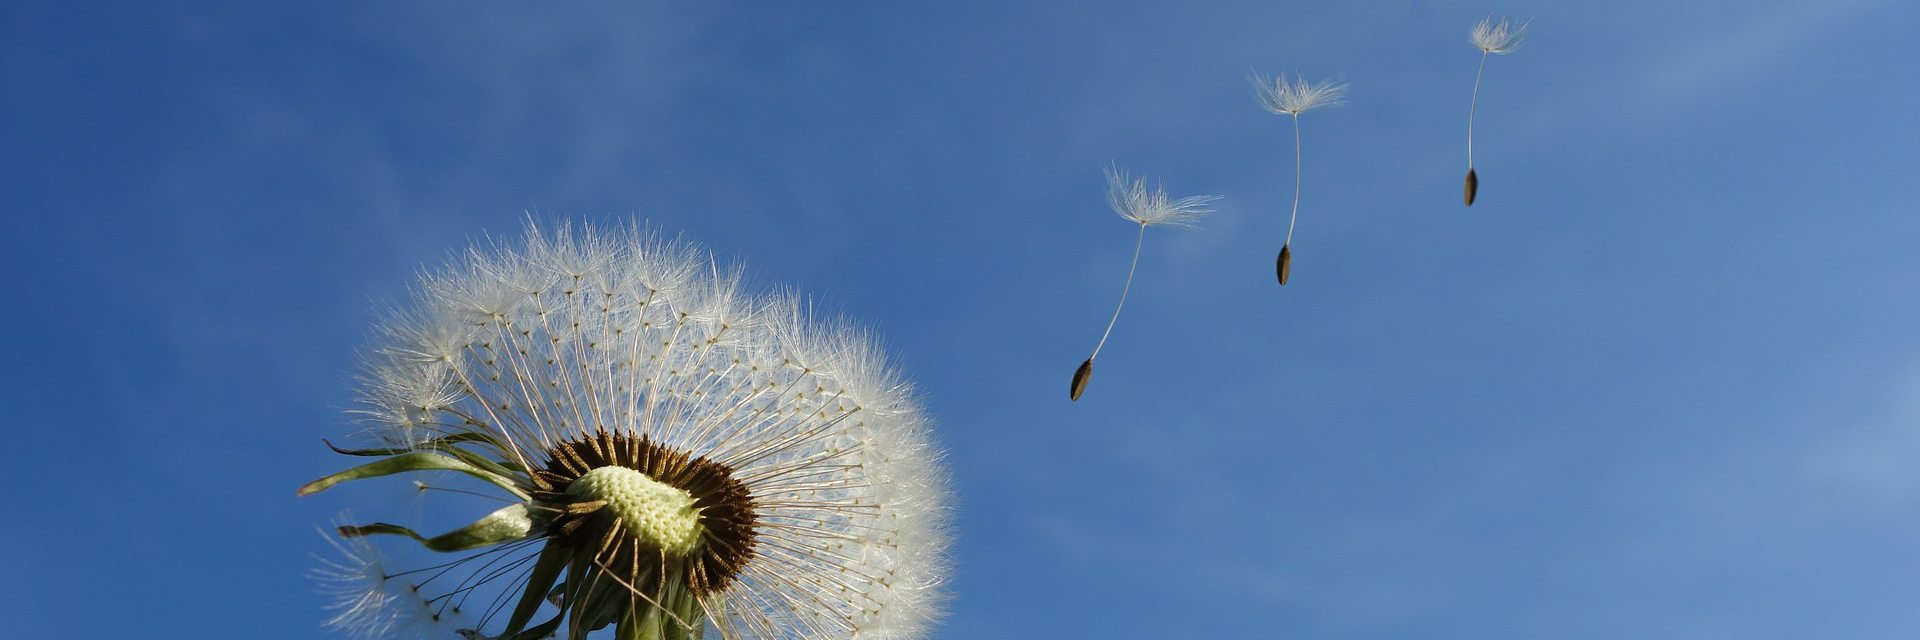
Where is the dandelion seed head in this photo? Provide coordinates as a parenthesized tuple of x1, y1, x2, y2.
(318, 220, 951, 639)
(1251, 72, 1348, 115)
(1104, 165, 1218, 228)
(1471, 15, 1529, 54)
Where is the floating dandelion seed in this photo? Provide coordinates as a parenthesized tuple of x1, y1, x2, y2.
(1073, 166, 1217, 401)
(1253, 72, 1346, 286)
(1465, 15, 1529, 206)
(1470, 15, 1529, 55)
(303, 221, 950, 640)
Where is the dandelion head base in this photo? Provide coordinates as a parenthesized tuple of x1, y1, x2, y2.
(565, 467, 704, 556)
(537, 429, 758, 598)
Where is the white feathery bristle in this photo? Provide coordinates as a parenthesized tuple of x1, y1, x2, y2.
(1103, 165, 1218, 228)
(314, 526, 475, 639)
(1471, 15, 1529, 54)
(1252, 72, 1348, 115)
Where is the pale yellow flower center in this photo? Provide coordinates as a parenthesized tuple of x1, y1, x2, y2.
(567, 466, 705, 556)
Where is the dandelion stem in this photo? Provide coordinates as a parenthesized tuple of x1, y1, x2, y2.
(1089, 223, 1146, 362)
(1468, 50, 1488, 169)
(1287, 112, 1302, 246)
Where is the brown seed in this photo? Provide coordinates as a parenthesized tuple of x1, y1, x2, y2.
(1276, 244, 1292, 286)
(1464, 168, 1479, 206)
(1070, 358, 1093, 401)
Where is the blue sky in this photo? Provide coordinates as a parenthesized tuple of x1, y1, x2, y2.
(5, 0, 1920, 637)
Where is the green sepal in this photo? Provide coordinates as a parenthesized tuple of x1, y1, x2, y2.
(562, 551, 639, 639)
(617, 601, 658, 640)
(442, 445, 529, 478)
(433, 503, 535, 551)
(666, 588, 705, 640)
(502, 612, 564, 640)
(336, 523, 429, 542)
(617, 565, 703, 640)
(337, 504, 534, 552)
(662, 567, 704, 640)
(322, 431, 502, 456)
(324, 434, 528, 475)
(298, 451, 530, 500)
(557, 552, 597, 640)
(573, 567, 628, 636)
(500, 541, 570, 637)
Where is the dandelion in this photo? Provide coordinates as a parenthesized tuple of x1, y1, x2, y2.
(302, 221, 951, 640)
(1465, 15, 1529, 206)
(1072, 166, 1217, 401)
(1253, 72, 1346, 285)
